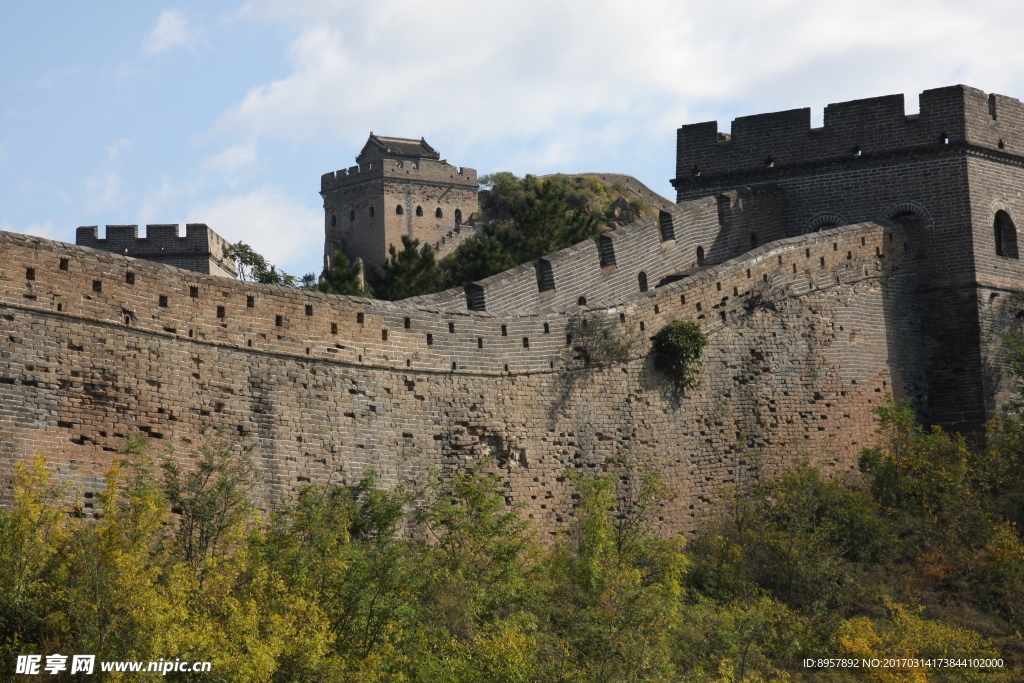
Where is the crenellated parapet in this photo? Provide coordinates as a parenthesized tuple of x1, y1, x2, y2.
(321, 158, 478, 193)
(672, 85, 1024, 191)
(0, 219, 915, 534)
(75, 223, 237, 279)
(465, 186, 785, 313)
(321, 138, 480, 266)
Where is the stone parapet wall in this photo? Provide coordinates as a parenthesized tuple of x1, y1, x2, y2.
(76, 223, 237, 279)
(469, 187, 785, 313)
(1, 222, 914, 535)
(321, 158, 477, 193)
(673, 85, 1024, 190)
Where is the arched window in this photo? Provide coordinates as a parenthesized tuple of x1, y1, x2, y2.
(995, 210, 1019, 259)
(455, 208, 462, 223)
(436, 207, 443, 218)
(396, 205, 403, 215)
(369, 206, 375, 218)
(349, 210, 355, 221)
(330, 215, 336, 227)
(696, 246, 705, 266)
(577, 296, 587, 306)
(750, 233, 758, 248)
(416, 206, 423, 216)
(638, 272, 648, 292)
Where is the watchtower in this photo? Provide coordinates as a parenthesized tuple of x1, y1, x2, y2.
(321, 134, 479, 267)
(672, 85, 1024, 432)
(75, 223, 237, 278)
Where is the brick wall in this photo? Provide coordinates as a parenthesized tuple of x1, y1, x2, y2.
(671, 85, 1024, 433)
(322, 159, 478, 266)
(2, 223, 914, 536)
(468, 186, 784, 314)
(76, 224, 237, 279)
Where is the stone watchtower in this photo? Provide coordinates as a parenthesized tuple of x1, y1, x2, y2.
(76, 223, 237, 278)
(672, 85, 1024, 433)
(321, 134, 479, 267)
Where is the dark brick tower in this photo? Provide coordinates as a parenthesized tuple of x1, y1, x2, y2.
(321, 134, 478, 267)
(672, 85, 1024, 432)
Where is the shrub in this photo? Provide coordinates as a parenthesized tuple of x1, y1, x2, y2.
(652, 319, 708, 390)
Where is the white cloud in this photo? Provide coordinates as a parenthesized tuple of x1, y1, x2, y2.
(187, 187, 323, 276)
(218, 0, 1024, 182)
(202, 142, 258, 176)
(138, 174, 185, 226)
(84, 172, 123, 213)
(82, 139, 132, 213)
(144, 9, 200, 55)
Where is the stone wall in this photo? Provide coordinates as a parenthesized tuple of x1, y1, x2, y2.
(322, 159, 478, 266)
(671, 85, 1024, 433)
(76, 223, 237, 279)
(1, 222, 915, 536)
(467, 186, 784, 314)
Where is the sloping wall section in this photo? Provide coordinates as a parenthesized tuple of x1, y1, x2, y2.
(1, 220, 917, 535)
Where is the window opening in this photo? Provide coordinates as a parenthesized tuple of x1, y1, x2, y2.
(995, 210, 1019, 259)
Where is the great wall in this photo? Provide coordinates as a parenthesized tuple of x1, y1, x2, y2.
(2, 83, 1024, 536)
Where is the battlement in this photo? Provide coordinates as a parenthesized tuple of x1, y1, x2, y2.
(2, 218, 904, 381)
(320, 158, 478, 194)
(467, 187, 783, 313)
(75, 223, 237, 279)
(0, 217, 915, 534)
(673, 85, 1024, 187)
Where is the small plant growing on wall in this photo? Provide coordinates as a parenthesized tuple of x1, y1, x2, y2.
(653, 320, 709, 390)
(565, 312, 632, 367)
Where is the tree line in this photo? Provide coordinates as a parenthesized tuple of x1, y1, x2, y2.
(226, 173, 653, 302)
(2, 394, 1023, 681)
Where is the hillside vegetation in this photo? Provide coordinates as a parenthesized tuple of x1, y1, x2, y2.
(302, 173, 656, 301)
(2, 393, 1023, 681)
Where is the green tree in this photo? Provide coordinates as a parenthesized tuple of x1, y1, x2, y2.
(223, 241, 299, 286)
(160, 428, 259, 569)
(366, 235, 451, 301)
(318, 249, 368, 297)
(440, 234, 517, 292)
(435, 174, 607, 295)
(494, 175, 604, 264)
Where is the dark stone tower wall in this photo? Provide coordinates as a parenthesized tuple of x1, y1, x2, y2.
(321, 157, 478, 267)
(672, 85, 1024, 432)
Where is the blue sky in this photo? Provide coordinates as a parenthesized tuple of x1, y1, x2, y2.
(2, 1, 1022, 278)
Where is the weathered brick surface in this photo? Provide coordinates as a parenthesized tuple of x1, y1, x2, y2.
(1, 222, 914, 536)
(76, 223, 237, 278)
(467, 187, 784, 314)
(5, 83, 1021, 535)
(672, 85, 1024, 432)
(322, 158, 479, 266)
